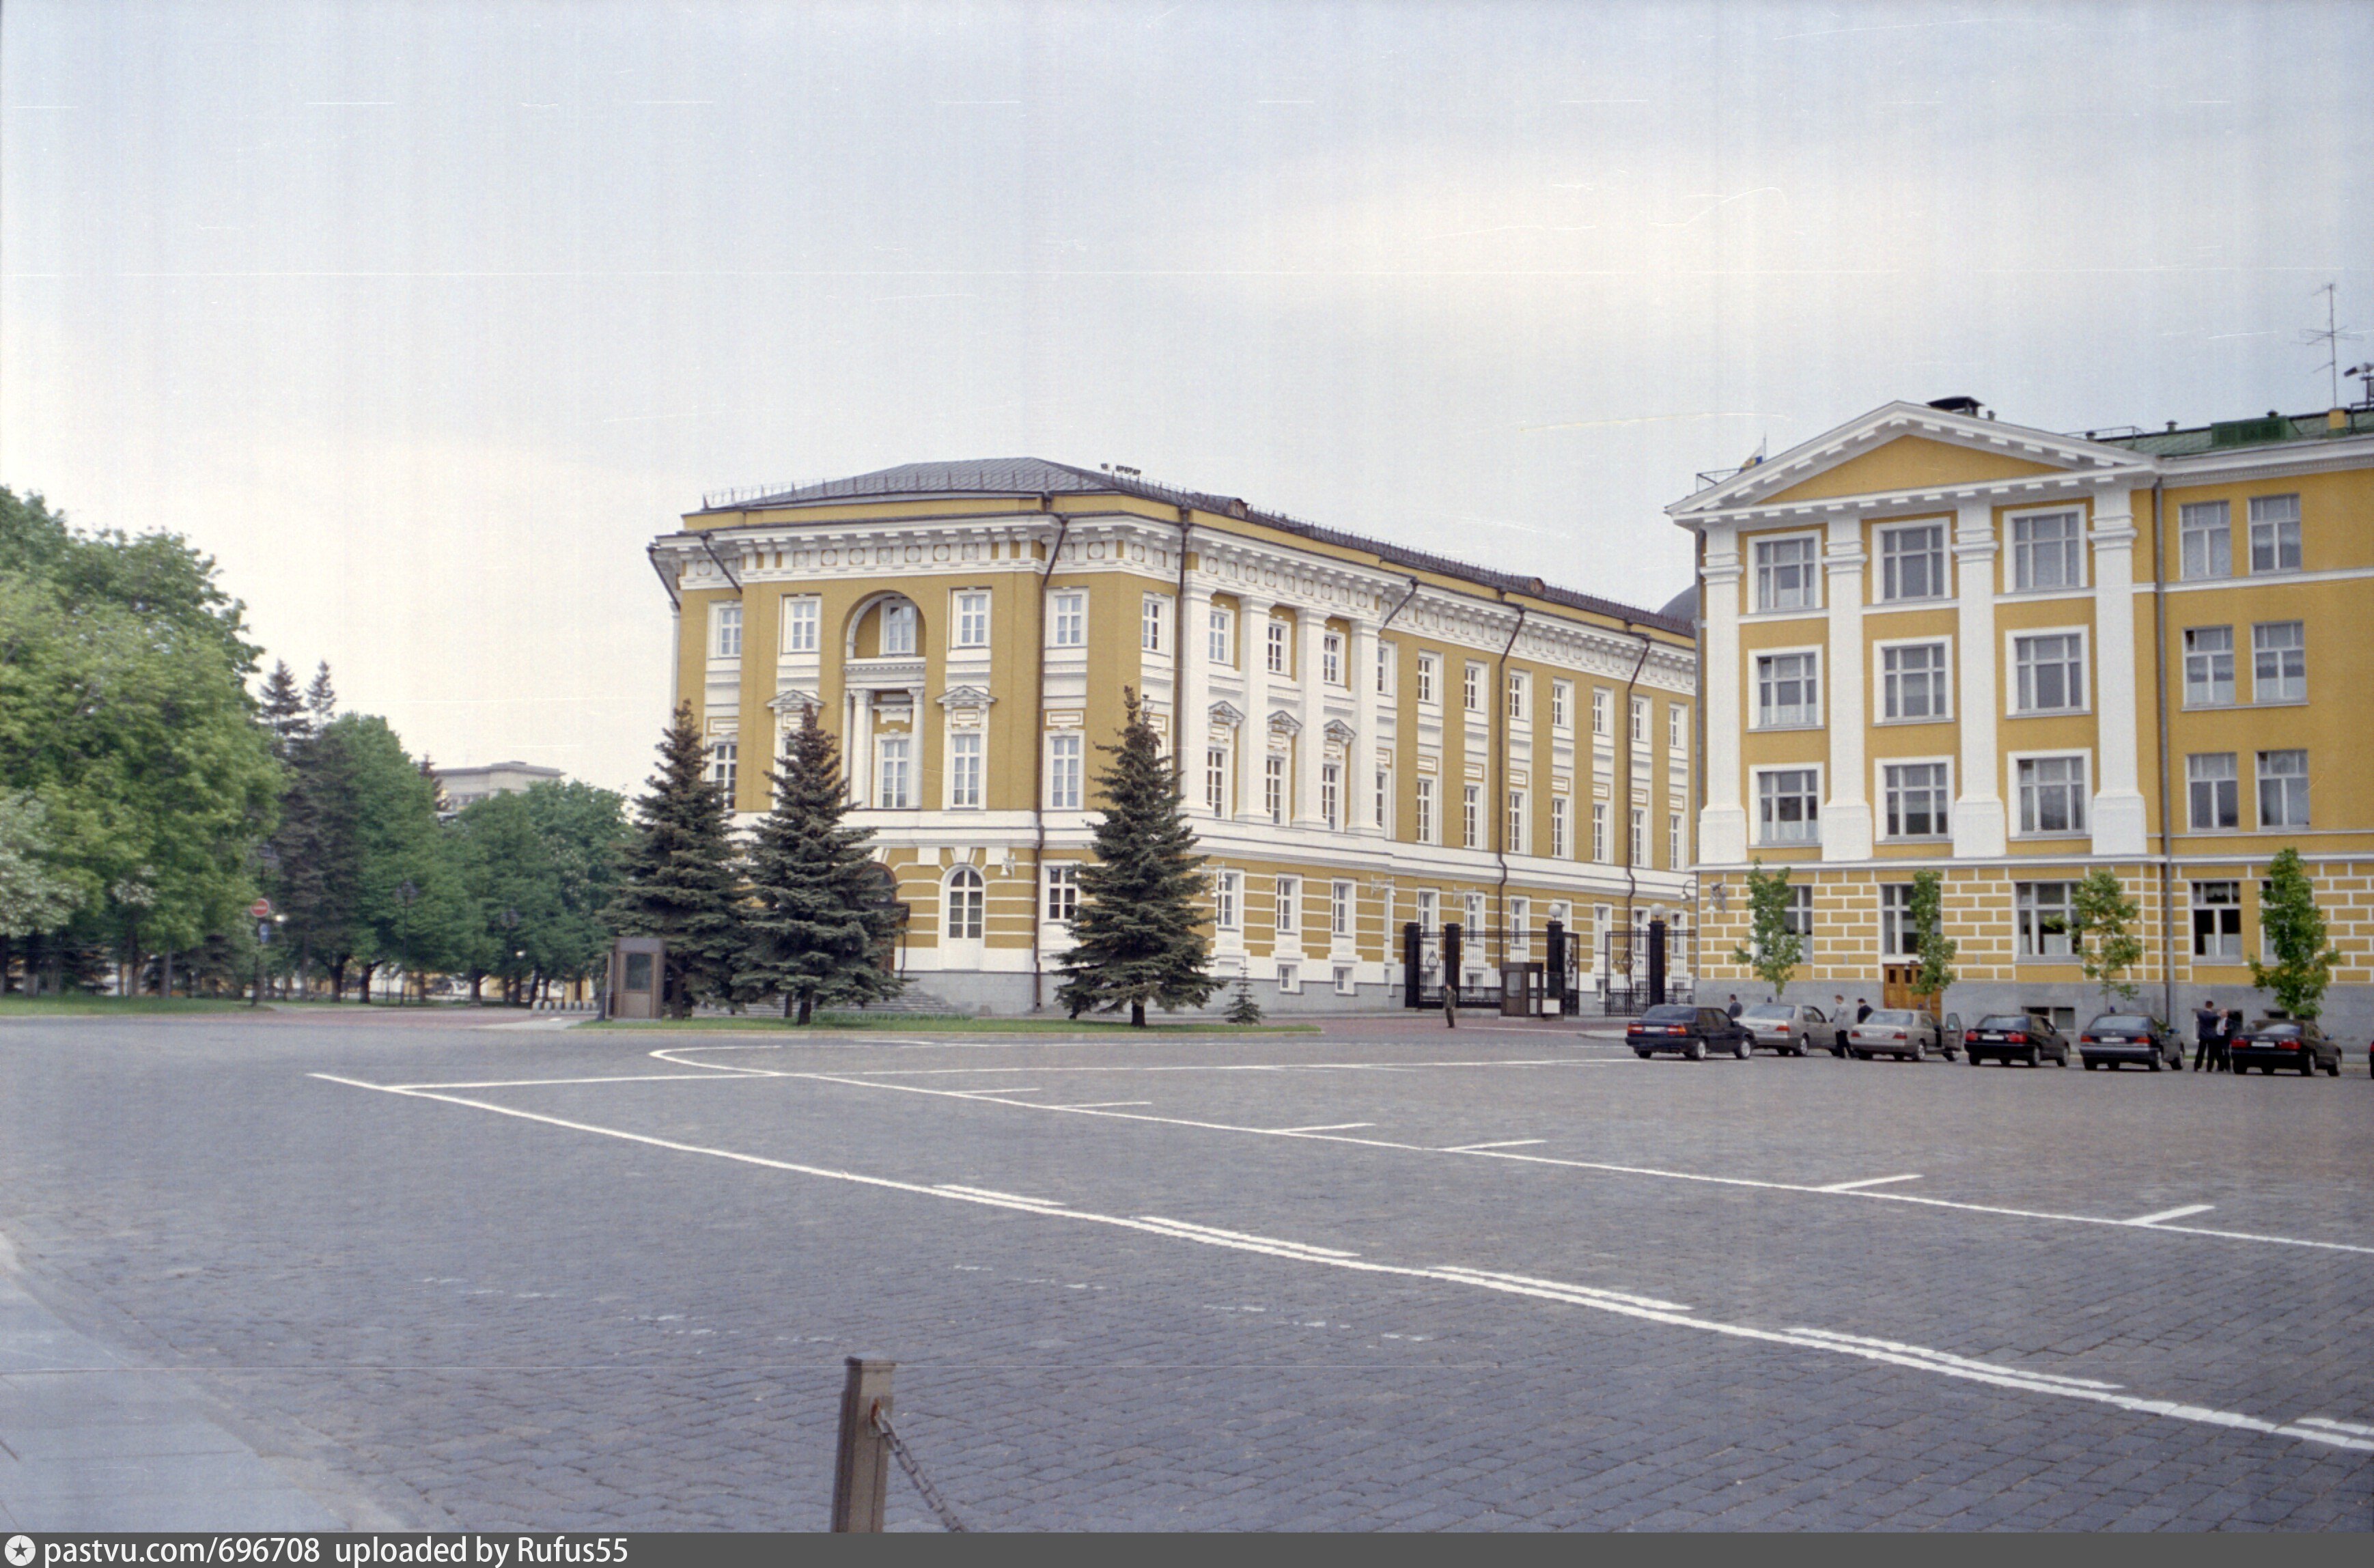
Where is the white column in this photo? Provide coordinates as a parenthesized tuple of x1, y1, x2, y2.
(2089, 488, 2148, 856)
(846, 689, 873, 807)
(1699, 528, 1746, 863)
(1238, 597, 1273, 821)
(1293, 611, 1326, 829)
(1179, 579, 1214, 815)
(1952, 500, 2007, 857)
(1351, 612, 1380, 837)
(1822, 516, 1873, 860)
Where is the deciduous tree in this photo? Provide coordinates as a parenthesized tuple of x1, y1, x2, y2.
(2250, 848, 2338, 1020)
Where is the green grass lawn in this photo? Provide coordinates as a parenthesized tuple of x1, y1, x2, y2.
(0, 994, 266, 1015)
(585, 1013, 1320, 1035)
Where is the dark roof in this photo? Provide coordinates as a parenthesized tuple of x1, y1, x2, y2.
(690, 458, 1691, 636)
(2089, 406, 2374, 457)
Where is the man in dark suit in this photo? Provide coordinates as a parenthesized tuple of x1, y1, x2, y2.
(2193, 999, 2221, 1072)
(1726, 994, 1743, 1018)
(1856, 998, 1873, 1024)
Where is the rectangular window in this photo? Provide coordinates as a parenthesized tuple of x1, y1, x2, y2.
(1589, 686, 1612, 738)
(1880, 883, 1918, 957)
(1506, 789, 1526, 854)
(876, 737, 910, 810)
(1050, 591, 1085, 648)
(1375, 769, 1390, 833)
(1754, 535, 1819, 611)
(2183, 627, 2234, 706)
(1668, 703, 1686, 751)
(1275, 876, 1299, 934)
(1757, 769, 1820, 845)
(2257, 750, 2310, 827)
(1550, 796, 1570, 859)
(1266, 619, 1289, 675)
(2179, 500, 2231, 580)
(712, 602, 742, 658)
(1275, 961, 1299, 993)
(1213, 871, 1240, 931)
(1668, 811, 1683, 869)
(1416, 889, 1438, 934)
(783, 597, 820, 653)
(1755, 652, 1821, 727)
(1506, 671, 1528, 721)
(2013, 633, 2086, 713)
(1416, 653, 1438, 705)
(1265, 755, 1286, 824)
(948, 731, 982, 809)
(1045, 863, 1079, 923)
(1881, 642, 1949, 721)
(1141, 595, 1166, 653)
(1334, 964, 1356, 996)
(944, 871, 983, 940)
(1630, 696, 1648, 743)
(1207, 605, 1235, 665)
(2248, 494, 2302, 573)
(955, 591, 990, 648)
(2011, 510, 2082, 591)
(1550, 680, 1571, 730)
(1780, 885, 1813, 961)
(2252, 621, 2306, 702)
(707, 739, 738, 798)
(1375, 641, 1395, 696)
(2015, 882, 2076, 958)
(1463, 663, 1483, 714)
(1321, 763, 1341, 831)
(879, 602, 917, 656)
(1879, 522, 1946, 601)
(1509, 897, 1530, 958)
(1205, 746, 1230, 815)
(1415, 777, 1436, 843)
(1464, 893, 1486, 940)
(2015, 755, 2087, 835)
(2186, 753, 2238, 830)
(1630, 807, 1646, 865)
(1462, 784, 1481, 849)
(1048, 733, 1082, 809)
(1882, 761, 1950, 838)
(2191, 881, 2242, 959)
(1331, 881, 1352, 938)
(1591, 802, 1608, 863)
(1322, 632, 1343, 686)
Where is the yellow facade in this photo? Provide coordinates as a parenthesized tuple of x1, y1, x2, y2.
(1675, 400, 2374, 1031)
(654, 460, 1696, 1013)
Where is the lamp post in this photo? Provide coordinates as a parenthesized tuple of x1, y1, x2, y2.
(394, 879, 419, 1005)
(501, 907, 520, 1006)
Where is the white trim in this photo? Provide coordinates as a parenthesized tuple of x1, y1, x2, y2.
(1750, 762, 1826, 850)
(2003, 623, 2092, 718)
(1748, 641, 1826, 730)
(1870, 514, 1955, 606)
(2005, 748, 2094, 841)
(1870, 633, 1955, 725)
(2002, 501, 2091, 594)
(1873, 754, 1956, 843)
(1745, 527, 1826, 614)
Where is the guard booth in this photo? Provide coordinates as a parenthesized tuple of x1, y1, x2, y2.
(1498, 962, 1546, 1017)
(606, 936, 666, 1020)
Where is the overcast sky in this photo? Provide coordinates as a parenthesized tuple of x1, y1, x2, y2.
(5, 1, 2368, 796)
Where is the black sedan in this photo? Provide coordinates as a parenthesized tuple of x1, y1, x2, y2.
(1628, 1004, 1752, 1061)
(1964, 1013, 2070, 1067)
(2078, 1013, 2183, 1072)
(2229, 1018, 2343, 1076)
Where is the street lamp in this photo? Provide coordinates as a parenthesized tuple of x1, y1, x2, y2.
(394, 880, 419, 1005)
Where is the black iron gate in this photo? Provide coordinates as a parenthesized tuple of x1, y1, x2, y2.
(1401, 921, 1587, 1016)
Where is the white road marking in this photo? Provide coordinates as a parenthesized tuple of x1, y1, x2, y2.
(2127, 1204, 2216, 1227)
(1431, 1267, 1691, 1313)
(2298, 1416, 2374, 1438)
(309, 1071, 2374, 1457)
(1442, 1140, 1548, 1152)
(767, 1067, 2374, 1257)
(954, 1087, 1045, 1097)
(1266, 1122, 1376, 1135)
(1054, 1101, 1155, 1110)
(1819, 1174, 1925, 1193)
(934, 1185, 1067, 1209)
(1786, 1329, 2123, 1390)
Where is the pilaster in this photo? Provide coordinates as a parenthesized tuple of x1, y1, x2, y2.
(1822, 518, 1873, 860)
(1951, 500, 2007, 858)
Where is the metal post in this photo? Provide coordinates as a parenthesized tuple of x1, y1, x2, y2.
(831, 1356, 895, 1532)
(1401, 922, 1422, 1009)
(1648, 918, 1668, 1007)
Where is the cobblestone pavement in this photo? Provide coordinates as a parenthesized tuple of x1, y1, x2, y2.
(1, 1011, 2369, 1530)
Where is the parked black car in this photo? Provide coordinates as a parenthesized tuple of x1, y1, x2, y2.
(2229, 1018, 2343, 1076)
(2078, 1013, 2183, 1072)
(1964, 1013, 2071, 1067)
(1628, 1004, 1752, 1061)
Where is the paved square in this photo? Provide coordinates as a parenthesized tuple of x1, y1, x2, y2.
(3, 1012, 2369, 1530)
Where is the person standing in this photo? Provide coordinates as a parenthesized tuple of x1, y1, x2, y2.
(1726, 994, 1743, 1019)
(1856, 998, 1873, 1024)
(2193, 998, 2220, 1072)
(2220, 1007, 2246, 1072)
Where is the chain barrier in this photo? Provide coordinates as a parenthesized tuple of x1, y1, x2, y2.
(871, 1402, 970, 1532)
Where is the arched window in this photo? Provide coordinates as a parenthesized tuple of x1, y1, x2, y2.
(945, 866, 984, 940)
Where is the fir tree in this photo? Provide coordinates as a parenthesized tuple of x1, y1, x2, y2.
(260, 660, 331, 994)
(737, 705, 904, 1022)
(305, 662, 337, 729)
(606, 701, 746, 1017)
(1055, 688, 1216, 1026)
(259, 661, 310, 758)
(1223, 978, 1264, 1026)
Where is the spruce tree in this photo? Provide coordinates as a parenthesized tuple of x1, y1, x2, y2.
(1055, 688, 1216, 1026)
(737, 705, 904, 1022)
(259, 660, 330, 995)
(607, 701, 746, 1017)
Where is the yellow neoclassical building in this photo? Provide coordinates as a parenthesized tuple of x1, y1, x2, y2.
(1674, 397, 2374, 1033)
(649, 459, 1697, 1013)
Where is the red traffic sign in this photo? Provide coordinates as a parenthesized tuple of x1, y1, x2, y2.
(249, 898, 275, 919)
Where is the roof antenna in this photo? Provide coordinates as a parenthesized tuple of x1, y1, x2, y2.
(2300, 283, 2363, 408)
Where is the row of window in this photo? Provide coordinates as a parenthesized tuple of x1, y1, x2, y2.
(1768, 878, 2306, 965)
(1752, 748, 2316, 848)
(1753, 621, 2309, 729)
(1747, 493, 2307, 615)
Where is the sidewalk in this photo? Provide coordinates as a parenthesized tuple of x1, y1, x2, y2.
(0, 1235, 344, 1532)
